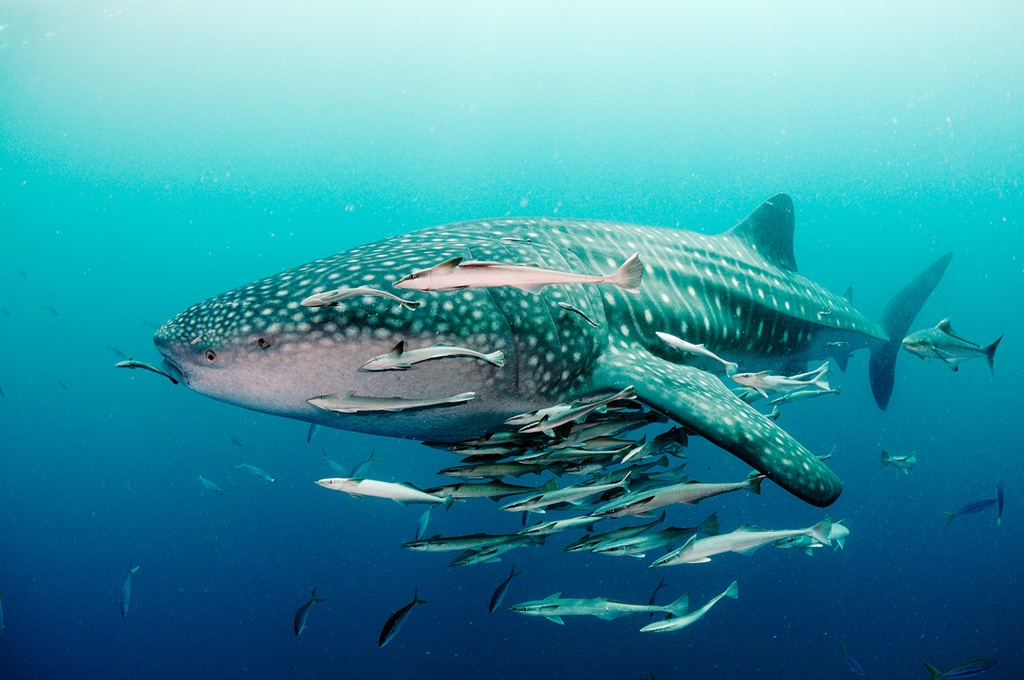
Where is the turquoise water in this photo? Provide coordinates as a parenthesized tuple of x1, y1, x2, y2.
(2, 2, 1021, 678)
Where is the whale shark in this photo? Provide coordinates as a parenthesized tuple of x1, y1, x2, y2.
(154, 194, 950, 507)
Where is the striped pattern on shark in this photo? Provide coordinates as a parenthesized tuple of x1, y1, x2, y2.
(154, 194, 950, 507)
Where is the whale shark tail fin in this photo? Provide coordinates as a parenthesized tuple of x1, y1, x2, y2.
(869, 252, 953, 410)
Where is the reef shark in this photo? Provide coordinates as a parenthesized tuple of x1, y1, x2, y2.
(154, 194, 950, 507)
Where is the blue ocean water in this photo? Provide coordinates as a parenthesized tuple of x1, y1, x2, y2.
(1, 2, 1021, 678)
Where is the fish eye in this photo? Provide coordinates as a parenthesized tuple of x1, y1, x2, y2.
(205, 349, 217, 362)
(257, 338, 270, 348)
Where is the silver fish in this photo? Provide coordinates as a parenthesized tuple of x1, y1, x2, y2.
(120, 560, 140, 618)
(378, 588, 426, 647)
(293, 587, 326, 636)
(358, 340, 504, 371)
(902, 318, 1002, 373)
(394, 252, 643, 295)
(300, 287, 420, 310)
(308, 390, 476, 414)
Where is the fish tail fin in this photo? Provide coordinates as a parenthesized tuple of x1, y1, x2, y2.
(869, 252, 953, 409)
(311, 587, 327, 603)
(609, 252, 643, 293)
(485, 350, 506, 367)
(235, 455, 245, 468)
(666, 591, 690, 615)
(442, 495, 454, 511)
(808, 519, 832, 546)
(698, 512, 720, 536)
(723, 580, 739, 599)
(942, 512, 956, 530)
(880, 448, 890, 468)
(413, 586, 427, 606)
(985, 334, 1003, 374)
(745, 473, 765, 495)
(923, 663, 944, 680)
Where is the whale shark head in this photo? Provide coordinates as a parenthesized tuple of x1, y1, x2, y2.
(153, 236, 534, 440)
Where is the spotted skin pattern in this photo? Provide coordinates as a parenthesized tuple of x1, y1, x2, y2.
(155, 195, 916, 506)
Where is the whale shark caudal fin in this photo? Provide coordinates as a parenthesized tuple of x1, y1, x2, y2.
(869, 252, 953, 410)
(596, 348, 842, 507)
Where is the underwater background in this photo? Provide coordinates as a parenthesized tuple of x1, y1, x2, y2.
(1, 1, 1021, 678)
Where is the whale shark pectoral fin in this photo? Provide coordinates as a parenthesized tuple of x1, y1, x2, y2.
(596, 349, 842, 507)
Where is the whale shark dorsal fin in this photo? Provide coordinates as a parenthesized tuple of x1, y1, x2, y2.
(725, 193, 798, 272)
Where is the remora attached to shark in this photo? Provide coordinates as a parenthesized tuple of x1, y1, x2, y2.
(154, 194, 950, 507)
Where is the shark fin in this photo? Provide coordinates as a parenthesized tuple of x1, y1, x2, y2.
(546, 615, 565, 625)
(869, 252, 952, 410)
(725, 193, 797, 272)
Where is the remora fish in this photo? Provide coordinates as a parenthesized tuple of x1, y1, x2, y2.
(402, 532, 523, 553)
(880, 448, 916, 475)
(394, 252, 643, 294)
(293, 587, 327, 636)
(923, 657, 997, 679)
(652, 519, 832, 567)
(655, 331, 739, 376)
(315, 477, 454, 509)
(499, 472, 631, 513)
(592, 474, 763, 518)
(153, 195, 952, 507)
(120, 560, 140, 618)
(562, 511, 667, 553)
(774, 519, 850, 553)
(308, 391, 476, 414)
(488, 562, 523, 613)
(639, 581, 738, 633)
(902, 318, 1002, 373)
(510, 590, 691, 624)
(300, 286, 421, 310)
(593, 514, 721, 558)
(359, 340, 504, 371)
(379, 588, 426, 647)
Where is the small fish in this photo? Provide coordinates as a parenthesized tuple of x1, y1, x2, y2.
(115, 359, 180, 385)
(902, 318, 1002, 373)
(424, 480, 539, 503)
(996, 478, 1004, 526)
(593, 473, 763, 519)
(942, 499, 997, 529)
(512, 387, 638, 435)
(557, 301, 599, 327)
(562, 512, 667, 553)
(488, 562, 523, 613)
(120, 560, 140, 618)
(924, 657, 997, 679)
(235, 455, 275, 482)
(293, 587, 327, 636)
(197, 474, 225, 496)
(219, 427, 243, 447)
(774, 519, 851, 554)
(647, 576, 668, 617)
(826, 341, 848, 348)
(880, 448, 916, 475)
(768, 386, 841, 405)
(394, 252, 643, 294)
(358, 340, 504, 371)
(518, 514, 602, 537)
(43, 305, 59, 316)
(300, 287, 421, 310)
(403, 532, 526, 553)
(817, 310, 832, 319)
(316, 477, 454, 509)
(351, 449, 380, 478)
(731, 362, 831, 397)
(317, 448, 348, 475)
(656, 331, 739, 376)
(652, 519, 832, 567)
(106, 345, 127, 359)
(415, 508, 431, 541)
(449, 536, 542, 567)
(499, 236, 531, 244)
(306, 423, 319, 443)
(55, 379, 69, 391)
(510, 590, 692, 624)
(841, 642, 866, 676)
(308, 391, 476, 414)
(639, 581, 738, 633)
(379, 587, 427, 647)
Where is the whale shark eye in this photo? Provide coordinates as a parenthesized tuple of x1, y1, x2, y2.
(257, 338, 270, 348)
(205, 349, 217, 362)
